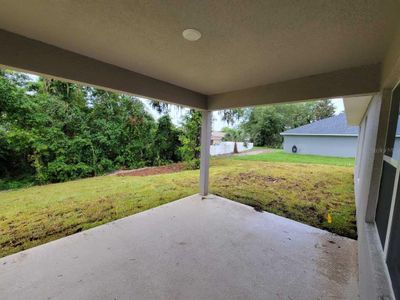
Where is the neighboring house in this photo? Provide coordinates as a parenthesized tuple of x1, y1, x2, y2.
(280, 113, 359, 157)
(281, 113, 400, 158)
(211, 131, 225, 145)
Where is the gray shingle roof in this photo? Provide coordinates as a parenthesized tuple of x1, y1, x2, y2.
(280, 113, 359, 136)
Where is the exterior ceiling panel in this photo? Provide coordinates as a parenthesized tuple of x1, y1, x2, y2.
(0, 0, 397, 96)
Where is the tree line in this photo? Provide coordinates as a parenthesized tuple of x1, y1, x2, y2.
(0, 70, 335, 188)
(222, 100, 335, 148)
(0, 71, 201, 188)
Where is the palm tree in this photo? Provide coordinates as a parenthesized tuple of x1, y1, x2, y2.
(222, 127, 248, 154)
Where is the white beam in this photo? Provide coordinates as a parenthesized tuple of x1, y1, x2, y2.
(208, 64, 381, 110)
(199, 111, 212, 196)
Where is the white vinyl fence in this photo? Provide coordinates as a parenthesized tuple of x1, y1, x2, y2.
(210, 141, 253, 156)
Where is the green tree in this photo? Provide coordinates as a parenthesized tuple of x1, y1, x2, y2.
(153, 115, 181, 164)
(220, 108, 246, 125)
(88, 90, 156, 172)
(0, 70, 161, 185)
(242, 100, 336, 148)
(147, 101, 204, 170)
(243, 106, 285, 147)
(312, 100, 336, 121)
(0, 70, 38, 178)
(179, 110, 202, 169)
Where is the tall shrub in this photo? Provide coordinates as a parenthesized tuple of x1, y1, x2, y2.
(179, 110, 202, 169)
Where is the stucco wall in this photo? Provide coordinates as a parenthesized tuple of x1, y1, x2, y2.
(354, 92, 395, 300)
(282, 135, 358, 157)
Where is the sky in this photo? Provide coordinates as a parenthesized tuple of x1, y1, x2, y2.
(23, 71, 344, 131)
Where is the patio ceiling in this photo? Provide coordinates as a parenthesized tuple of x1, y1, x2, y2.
(0, 0, 399, 110)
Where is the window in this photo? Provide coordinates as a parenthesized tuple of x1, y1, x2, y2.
(387, 185, 400, 299)
(376, 161, 396, 246)
(385, 88, 400, 159)
(376, 83, 400, 298)
(376, 87, 400, 248)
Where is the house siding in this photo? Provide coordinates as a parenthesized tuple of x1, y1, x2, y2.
(282, 135, 358, 157)
(354, 92, 395, 300)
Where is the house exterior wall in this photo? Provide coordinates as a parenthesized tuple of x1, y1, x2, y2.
(354, 92, 395, 300)
(282, 135, 358, 157)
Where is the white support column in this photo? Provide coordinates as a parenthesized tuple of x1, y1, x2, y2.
(199, 110, 212, 196)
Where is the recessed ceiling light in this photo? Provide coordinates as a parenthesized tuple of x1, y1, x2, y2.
(182, 29, 202, 41)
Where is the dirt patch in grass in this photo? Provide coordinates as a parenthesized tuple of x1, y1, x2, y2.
(237, 171, 285, 183)
(210, 161, 357, 239)
(114, 163, 185, 177)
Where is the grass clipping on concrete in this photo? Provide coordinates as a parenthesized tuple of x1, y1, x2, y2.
(0, 158, 356, 258)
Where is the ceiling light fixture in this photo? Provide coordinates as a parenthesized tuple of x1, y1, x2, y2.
(182, 29, 202, 41)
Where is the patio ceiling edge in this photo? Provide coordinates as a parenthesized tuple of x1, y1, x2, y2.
(0, 29, 207, 110)
(0, 29, 387, 112)
(207, 64, 381, 110)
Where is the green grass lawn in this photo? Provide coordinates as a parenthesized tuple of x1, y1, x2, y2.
(0, 156, 356, 258)
(234, 149, 355, 167)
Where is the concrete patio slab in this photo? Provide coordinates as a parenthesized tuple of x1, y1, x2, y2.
(0, 194, 358, 300)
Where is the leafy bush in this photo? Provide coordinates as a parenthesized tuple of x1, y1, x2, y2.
(0, 176, 35, 191)
(154, 115, 182, 164)
(46, 160, 94, 182)
(0, 71, 185, 186)
(179, 110, 202, 169)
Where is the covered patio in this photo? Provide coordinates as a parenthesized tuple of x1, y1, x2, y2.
(1, 0, 400, 299)
(0, 195, 358, 300)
